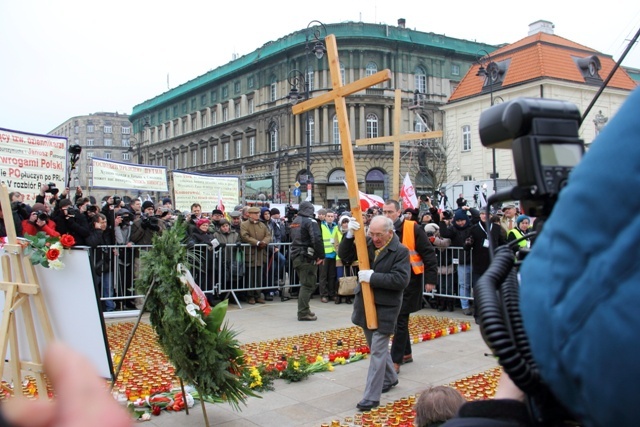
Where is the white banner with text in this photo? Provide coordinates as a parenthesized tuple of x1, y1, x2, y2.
(91, 158, 168, 192)
(172, 171, 239, 213)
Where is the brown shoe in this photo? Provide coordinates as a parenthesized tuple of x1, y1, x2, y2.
(321, 296, 329, 303)
(256, 298, 266, 304)
(247, 298, 256, 305)
(393, 363, 401, 374)
(334, 296, 342, 304)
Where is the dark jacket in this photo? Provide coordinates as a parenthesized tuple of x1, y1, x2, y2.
(468, 222, 506, 275)
(393, 217, 438, 314)
(338, 233, 411, 335)
(439, 215, 472, 266)
(52, 209, 91, 246)
(289, 202, 324, 261)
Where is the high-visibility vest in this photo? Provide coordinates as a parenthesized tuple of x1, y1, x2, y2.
(402, 220, 424, 274)
(321, 222, 341, 259)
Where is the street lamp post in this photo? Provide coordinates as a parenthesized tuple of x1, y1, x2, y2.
(287, 20, 327, 203)
(476, 50, 498, 196)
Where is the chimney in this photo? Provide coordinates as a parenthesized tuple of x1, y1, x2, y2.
(398, 18, 406, 28)
(528, 20, 555, 36)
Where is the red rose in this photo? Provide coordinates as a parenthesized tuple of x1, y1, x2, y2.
(59, 234, 75, 248)
(46, 248, 60, 261)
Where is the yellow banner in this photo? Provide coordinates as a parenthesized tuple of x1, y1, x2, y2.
(91, 158, 168, 192)
(0, 128, 67, 203)
(172, 171, 239, 214)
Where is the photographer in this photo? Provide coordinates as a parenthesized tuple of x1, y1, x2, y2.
(113, 208, 136, 310)
(51, 198, 90, 246)
(130, 201, 165, 246)
(21, 203, 59, 237)
(34, 183, 62, 206)
(439, 209, 473, 315)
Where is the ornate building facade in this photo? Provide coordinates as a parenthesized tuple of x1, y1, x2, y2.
(129, 20, 496, 208)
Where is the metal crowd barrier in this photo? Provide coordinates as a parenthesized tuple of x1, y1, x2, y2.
(421, 246, 475, 308)
(92, 242, 301, 317)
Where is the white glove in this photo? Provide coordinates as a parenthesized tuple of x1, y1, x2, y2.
(346, 218, 361, 238)
(358, 269, 374, 283)
(211, 238, 220, 248)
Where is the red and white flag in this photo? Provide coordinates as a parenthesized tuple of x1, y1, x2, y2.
(217, 190, 225, 214)
(399, 173, 419, 210)
(342, 180, 385, 211)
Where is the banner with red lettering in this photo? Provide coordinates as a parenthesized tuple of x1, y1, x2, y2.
(91, 158, 168, 192)
(399, 173, 418, 209)
(0, 128, 68, 203)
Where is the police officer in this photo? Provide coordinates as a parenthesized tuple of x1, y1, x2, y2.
(289, 201, 325, 321)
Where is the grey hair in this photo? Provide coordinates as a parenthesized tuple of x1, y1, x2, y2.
(370, 215, 394, 232)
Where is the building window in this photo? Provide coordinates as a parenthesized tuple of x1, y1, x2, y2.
(123, 152, 131, 161)
(87, 165, 93, 173)
(158, 127, 163, 140)
(307, 117, 314, 146)
(104, 138, 112, 146)
(366, 114, 378, 138)
(366, 62, 377, 76)
(104, 125, 112, 133)
(173, 106, 178, 116)
(192, 150, 197, 167)
(248, 98, 254, 114)
(191, 98, 196, 110)
(462, 175, 473, 181)
(223, 143, 229, 161)
(180, 119, 186, 134)
(122, 138, 130, 148)
(222, 86, 228, 98)
(175, 153, 180, 169)
(122, 126, 131, 134)
(181, 102, 187, 113)
(235, 140, 242, 158)
(87, 124, 94, 133)
(86, 138, 94, 146)
(332, 115, 340, 145)
(247, 76, 254, 89)
(451, 64, 460, 76)
(340, 62, 346, 84)
(212, 145, 218, 163)
(270, 76, 277, 102)
(74, 125, 79, 134)
(104, 152, 112, 160)
(87, 151, 94, 159)
(249, 136, 255, 156)
(222, 106, 228, 122)
(201, 113, 207, 128)
(414, 66, 427, 93)
(462, 125, 471, 151)
(307, 66, 314, 91)
(268, 122, 278, 152)
(211, 108, 217, 125)
(234, 100, 241, 118)
(201, 94, 207, 106)
(202, 147, 207, 164)
(234, 81, 241, 94)
(191, 115, 197, 131)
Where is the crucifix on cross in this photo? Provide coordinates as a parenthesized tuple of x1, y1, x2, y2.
(291, 34, 391, 329)
(356, 89, 443, 200)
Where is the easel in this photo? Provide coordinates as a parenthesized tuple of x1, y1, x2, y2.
(356, 89, 443, 200)
(0, 184, 54, 397)
(292, 34, 391, 329)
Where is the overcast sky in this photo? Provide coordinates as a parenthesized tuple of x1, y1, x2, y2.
(1, 0, 639, 135)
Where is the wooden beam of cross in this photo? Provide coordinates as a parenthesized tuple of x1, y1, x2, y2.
(292, 34, 391, 329)
(356, 89, 443, 200)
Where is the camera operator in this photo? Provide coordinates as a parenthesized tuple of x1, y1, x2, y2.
(186, 203, 203, 236)
(21, 203, 59, 237)
(130, 201, 165, 246)
(113, 208, 136, 310)
(51, 198, 90, 246)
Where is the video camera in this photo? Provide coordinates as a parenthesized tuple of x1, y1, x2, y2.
(111, 196, 122, 207)
(116, 210, 134, 226)
(475, 98, 585, 425)
(34, 210, 49, 222)
(45, 183, 59, 195)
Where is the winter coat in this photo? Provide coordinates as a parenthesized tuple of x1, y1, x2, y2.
(468, 222, 505, 275)
(338, 233, 411, 335)
(439, 218, 472, 266)
(289, 202, 324, 261)
(239, 218, 271, 267)
(22, 218, 60, 238)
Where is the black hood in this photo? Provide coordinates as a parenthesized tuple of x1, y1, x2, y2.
(298, 201, 315, 217)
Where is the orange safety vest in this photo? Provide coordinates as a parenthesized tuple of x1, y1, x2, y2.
(402, 220, 424, 275)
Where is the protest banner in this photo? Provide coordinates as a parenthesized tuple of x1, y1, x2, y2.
(0, 128, 68, 203)
(172, 171, 239, 213)
(91, 158, 168, 192)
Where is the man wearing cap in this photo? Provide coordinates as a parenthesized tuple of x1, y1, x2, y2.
(500, 204, 517, 234)
(290, 201, 325, 320)
(240, 206, 271, 304)
(229, 211, 242, 233)
(130, 201, 165, 246)
(210, 209, 225, 232)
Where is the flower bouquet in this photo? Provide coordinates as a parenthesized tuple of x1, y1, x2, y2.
(22, 232, 75, 270)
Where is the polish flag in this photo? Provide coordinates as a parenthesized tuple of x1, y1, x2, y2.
(399, 173, 418, 209)
(342, 180, 385, 211)
(217, 190, 225, 214)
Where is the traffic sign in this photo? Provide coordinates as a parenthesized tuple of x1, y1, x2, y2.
(294, 181, 300, 188)
(293, 188, 301, 197)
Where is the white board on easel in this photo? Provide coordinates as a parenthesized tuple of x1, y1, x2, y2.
(0, 247, 113, 379)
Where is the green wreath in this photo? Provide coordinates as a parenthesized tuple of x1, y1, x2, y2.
(137, 219, 257, 410)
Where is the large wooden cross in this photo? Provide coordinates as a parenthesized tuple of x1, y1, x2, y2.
(292, 34, 391, 329)
(356, 89, 443, 199)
